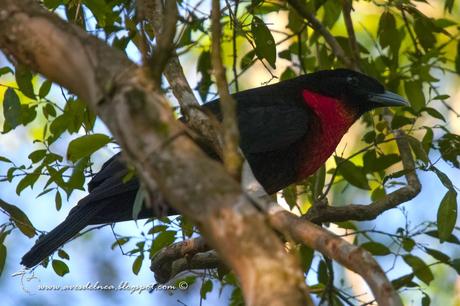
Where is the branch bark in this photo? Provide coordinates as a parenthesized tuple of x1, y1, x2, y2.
(0, 1, 310, 305)
(140, 0, 224, 157)
(211, 0, 243, 177)
(305, 131, 421, 223)
(268, 210, 403, 306)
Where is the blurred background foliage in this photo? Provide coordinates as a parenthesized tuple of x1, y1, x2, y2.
(0, 0, 460, 305)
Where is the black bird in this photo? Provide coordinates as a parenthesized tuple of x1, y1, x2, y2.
(21, 69, 408, 268)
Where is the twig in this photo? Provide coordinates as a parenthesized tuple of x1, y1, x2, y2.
(146, 0, 224, 156)
(287, 0, 353, 68)
(306, 131, 421, 223)
(341, 0, 360, 71)
(211, 0, 243, 178)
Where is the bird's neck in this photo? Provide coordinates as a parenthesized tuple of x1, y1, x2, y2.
(298, 90, 357, 179)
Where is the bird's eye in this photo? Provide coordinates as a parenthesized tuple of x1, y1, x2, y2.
(346, 76, 359, 86)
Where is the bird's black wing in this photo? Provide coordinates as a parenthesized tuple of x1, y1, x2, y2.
(237, 104, 310, 153)
(202, 83, 311, 154)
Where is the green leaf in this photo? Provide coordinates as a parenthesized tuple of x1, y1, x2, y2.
(407, 136, 429, 164)
(317, 260, 328, 285)
(251, 16, 276, 69)
(392, 273, 414, 289)
(422, 293, 431, 306)
(52, 259, 69, 276)
(149, 231, 176, 258)
(414, 16, 436, 50)
(0, 66, 13, 76)
(20, 104, 37, 126)
(200, 279, 213, 299)
(402, 238, 415, 251)
(445, 0, 455, 13)
(378, 12, 400, 52)
(438, 133, 460, 168)
(422, 107, 446, 122)
(335, 156, 370, 190)
(15, 65, 35, 99)
(2, 88, 21, 131)
(132, 255, 143, 275)
(132, 188, 146, 221)
(404, 80, 425, 112)
(450, 258, 460, 274)
(43, 0, 61, 9)
(58, 249, 69, 260)
(28, 149, 47, 163)
(282, 185, 297, 209)
(425, 230, 460, 244)
(0, 243, 6, 276)
(66, 134, 110, 162)
(312, 165, 325, 199)
(424, 247, 450, 263)
(322, 0, 341, 28)
(0, 156, 11, 163)
(403, 255, 434, 285)
(82, 0, 110, 26)
(422, 128, 433, 154)
(67, 157, 87, 191)
(38, 80, 52, 98)
(240, 50, 256, 71)
(43, 103, 57, 118)
(360, 242, 391, 256)
(430, 166, 455, 190)
(16, 170, 41, 195)
(55, 191, 62, 211)
(437, 190, 458, 243)
(299, 245, 314, 273)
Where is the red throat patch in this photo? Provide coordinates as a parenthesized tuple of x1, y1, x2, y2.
(298, 90, 357, 179)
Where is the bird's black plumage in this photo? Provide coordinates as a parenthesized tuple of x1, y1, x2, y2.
(21, 69, 408, 268)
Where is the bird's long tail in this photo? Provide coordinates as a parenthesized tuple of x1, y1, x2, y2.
(20, 202, 106, 268)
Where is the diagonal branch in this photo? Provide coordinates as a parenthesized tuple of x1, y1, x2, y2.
(287, 0, 354, 68)
(268, 210, 403, 306)
(305, 130, 421, 223)
(341, 0, 360, 71)
(140, 0, 224, 157)
(211, 0, 243, 177)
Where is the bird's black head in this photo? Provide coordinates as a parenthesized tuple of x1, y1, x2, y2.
(299, 69, 408, 115)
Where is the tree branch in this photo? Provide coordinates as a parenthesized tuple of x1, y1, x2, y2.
(147, 0, 178, 83)
(141, 0, 224, 157)
(305, 130, 421, 223)
(287, 0, 354, 68)
(211, 0, 243, 177)
(268, 210, 403, 306)
(0, 1, 309, 305)
(150, 237, 215, 283)
(341, 0, 360, 71)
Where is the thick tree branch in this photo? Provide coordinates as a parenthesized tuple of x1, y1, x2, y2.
(147, 0, 178, 83)
(268, 210, 403, 306)
(150, 237, 215, 282)
(149, 208, 403, 306)
(0, 1, 309, 305)
(211, 0, 243, 177)
(287, 0, 354, 68)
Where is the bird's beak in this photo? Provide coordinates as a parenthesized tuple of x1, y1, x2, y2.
(368, 90, 409, 107)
